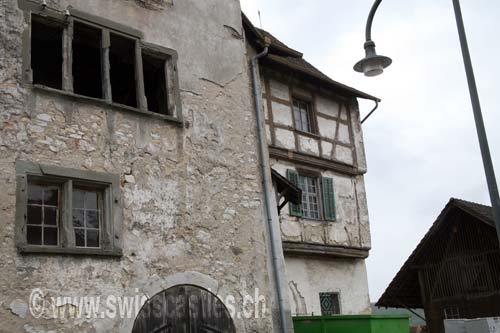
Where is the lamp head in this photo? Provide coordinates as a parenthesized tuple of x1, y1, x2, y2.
(354, 40, 392, 77)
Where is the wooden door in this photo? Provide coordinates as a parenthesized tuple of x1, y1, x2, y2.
(132, 285, 236, 333)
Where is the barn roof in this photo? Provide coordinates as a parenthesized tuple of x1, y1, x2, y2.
(376, 198, 496, 309)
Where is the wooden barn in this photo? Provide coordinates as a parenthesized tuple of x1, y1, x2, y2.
(377, 198, 500, 333)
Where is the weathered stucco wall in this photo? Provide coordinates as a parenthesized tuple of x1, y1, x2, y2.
(285, 256, 371, 316)
(0, 0, 278, 332)
(271, 160, 371, 250)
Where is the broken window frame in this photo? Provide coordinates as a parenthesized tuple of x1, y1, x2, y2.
(20, 1, 182, 123)
(15, 161, 123, 256)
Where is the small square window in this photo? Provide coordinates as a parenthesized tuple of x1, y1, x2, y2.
(293, 98, 314, 133)
(16, 161, 122, 256)
(320, 292, 340, 315)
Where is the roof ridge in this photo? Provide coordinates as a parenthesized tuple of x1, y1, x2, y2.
(450, 197, 491, 208)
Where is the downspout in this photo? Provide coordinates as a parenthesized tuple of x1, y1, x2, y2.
(250, 46, 288, 333)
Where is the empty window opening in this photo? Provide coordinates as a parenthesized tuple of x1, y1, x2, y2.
(142, 52, 168, 114)
(72, 22, 103, 98)
(110, 33, 137, 108)
(31, 16, 63, 89)
(27, 182, 60, 246)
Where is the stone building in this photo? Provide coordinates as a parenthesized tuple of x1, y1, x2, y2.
(0, 0, 377, 332)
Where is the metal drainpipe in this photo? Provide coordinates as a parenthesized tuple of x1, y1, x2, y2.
(250, 46, 288, 333)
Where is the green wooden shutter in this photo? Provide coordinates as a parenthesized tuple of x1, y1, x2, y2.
(321, 177, 336, 221)
(286, 169, 302, 217)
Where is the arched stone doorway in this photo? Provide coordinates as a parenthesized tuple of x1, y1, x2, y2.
(132, 284, 236, 333)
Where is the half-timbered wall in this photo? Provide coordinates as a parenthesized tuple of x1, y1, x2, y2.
(262, 74, 357, 168)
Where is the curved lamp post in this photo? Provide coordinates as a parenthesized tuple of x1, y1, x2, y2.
(353, 0, 392, 76)
(354, 0, 500, 245)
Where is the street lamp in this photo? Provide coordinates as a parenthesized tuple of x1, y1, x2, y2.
(353, 0, 391, 76)
(354, 0, 500, 245)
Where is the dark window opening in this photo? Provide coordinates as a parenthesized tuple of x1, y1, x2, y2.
(142, 52, 168, 114)
(110, 33, 137, 108)
(72, 22, 103, 99)
(31, 16, 63, 89)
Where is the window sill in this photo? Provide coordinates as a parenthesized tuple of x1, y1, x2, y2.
(293, 216, 337, 224)
(18, 245, 123, 257)
(295, 129, 321, 139)
(31, 84, 183, 127)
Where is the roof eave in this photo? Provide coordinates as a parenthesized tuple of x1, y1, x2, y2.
(264, 55, 381, 102)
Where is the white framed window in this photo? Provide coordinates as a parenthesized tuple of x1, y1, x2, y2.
(298, 175, 320, 220)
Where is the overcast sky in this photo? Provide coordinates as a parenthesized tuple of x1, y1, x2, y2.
(240, 0, 500, 302)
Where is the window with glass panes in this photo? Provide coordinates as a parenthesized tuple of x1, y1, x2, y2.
(27, 183, 60, 246)
(298, 175, 320, 220)
(293, 98, 314, 133)
(287, 169, 337, 222)
(16, 161, 122, 256)
(72, 188, 103, 248)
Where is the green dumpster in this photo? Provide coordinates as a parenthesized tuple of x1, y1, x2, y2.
(293, 314, 410, 333)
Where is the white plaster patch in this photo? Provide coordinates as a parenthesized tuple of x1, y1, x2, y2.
(298, 135, 319, 156)
(9, 299, 28, 318)
(280, 220, 301, 241)
(316, 96, 340, 118)
(285, 257, 370, 315)
(263, 97, 269, 120)
(337, 123, 351, 144)
(317, 117, 337, 140)
(265, 124, 271, 145)
(269, 79, 290, 101)
(321, 141, 333, 159)
(271, 101, 293, 127)
(335, 145, 354, 165)
(275, 128, 295, 150)
(340, 104, 348, 120)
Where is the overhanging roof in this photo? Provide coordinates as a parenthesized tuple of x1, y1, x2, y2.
(242, 13, 380, 102)
(376, 198, 496, 309)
